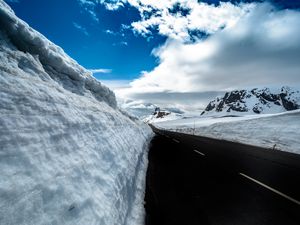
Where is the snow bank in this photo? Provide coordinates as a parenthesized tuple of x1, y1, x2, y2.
(0, 1, 152, 225)
(0, 0, 116, 108)
(155, 110, 300, 154)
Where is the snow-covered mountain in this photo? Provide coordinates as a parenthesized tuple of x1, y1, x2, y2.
(143, 108, 184, 123)
(119, 100, 186, 123)
(201, 87, 300, 116)
(119, 100, 158, 119)
(0, 1, 152, 225)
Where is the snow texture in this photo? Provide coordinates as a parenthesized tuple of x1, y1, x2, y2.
(154, 110, 300, 154)
(0, 1, 153, 225)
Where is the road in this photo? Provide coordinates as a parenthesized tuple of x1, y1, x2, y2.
(144, 125, 300, 225)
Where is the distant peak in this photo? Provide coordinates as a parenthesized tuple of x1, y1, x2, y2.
(201, 86, 300, 116)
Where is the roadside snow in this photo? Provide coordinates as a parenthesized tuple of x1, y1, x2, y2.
(0, 1, 152, 225)
(154, 110, 300, 154)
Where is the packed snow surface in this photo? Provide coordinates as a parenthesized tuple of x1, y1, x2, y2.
(0, 1, 152, 225)
(154, 110, 300, 154)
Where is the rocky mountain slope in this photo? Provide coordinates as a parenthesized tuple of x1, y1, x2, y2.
(201, 87, 300, 116)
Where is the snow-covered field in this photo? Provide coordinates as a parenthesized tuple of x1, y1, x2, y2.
(154, 110, 300, 154)
(0, 1, 152, 225)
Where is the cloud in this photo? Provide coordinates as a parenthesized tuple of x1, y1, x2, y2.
(118, 3, 300, 109)
(115, 90, 225, 110)
(89, 68, 112, 73)
(101, 79, 131, 90)
(80, 0, 254, 41)
(77, 0, 126, 14)
(104, 29, 126, 37)
(105, 29, 118, 35)
(77, 0, 99, 22)
(73, 22, 89, 36)
(103, 1, 124, 10)
(113, 41, 128, 46)
(130, 0, 255, 41)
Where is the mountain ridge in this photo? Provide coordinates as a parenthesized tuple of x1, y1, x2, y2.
(201, 86, 300, 116)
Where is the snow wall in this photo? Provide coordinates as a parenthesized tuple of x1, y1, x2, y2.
(0, 1, 153, 224)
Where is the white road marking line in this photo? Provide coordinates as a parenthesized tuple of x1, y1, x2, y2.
(193, 150, 205, 156)
(173, 139, 180, 143)
(239, 173, 300, 206)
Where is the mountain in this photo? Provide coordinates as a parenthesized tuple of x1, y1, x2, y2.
(119, 100, 186, 123)
(201, 87, 300, 116)
(0, 1, 152, 225)
(143, 107, 184, 123)
(119, 100, 159, 119)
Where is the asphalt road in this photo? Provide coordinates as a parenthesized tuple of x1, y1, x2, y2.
(144, 126, 300, 225)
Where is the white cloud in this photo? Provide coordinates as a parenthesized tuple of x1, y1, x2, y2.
(118, 3, 300, 108)
(101, 79, 131, 90)
(105, 29, 117, 35)
(130, 0, 255, 41)
(89, 68, 112, 73)
(78, 1, 254, 40)
(78, 0, 126, 13)
(73, 22, 89, 36)
(113, 41, 128, 46)
(105, 29, 126, 37)
(104, 1, 124, 10)
(77, 0, 99, 22)
(78, 0, 96, 6)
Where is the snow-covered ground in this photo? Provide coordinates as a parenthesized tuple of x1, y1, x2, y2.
(0, 1, 152, 225)
(154, 110, 300, 154)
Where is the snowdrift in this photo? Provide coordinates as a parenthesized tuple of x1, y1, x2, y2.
(0, 1, 152, 225)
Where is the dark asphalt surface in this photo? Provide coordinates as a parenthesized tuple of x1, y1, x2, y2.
(144, 128, 300, 225)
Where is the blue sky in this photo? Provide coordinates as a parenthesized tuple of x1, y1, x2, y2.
(5, 0, 166, 81)
(5, 0, 300, 109)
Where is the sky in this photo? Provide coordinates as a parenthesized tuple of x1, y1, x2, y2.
(5, 0, 300, 110)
